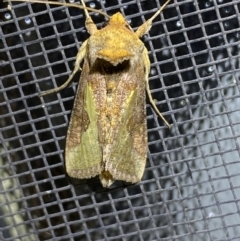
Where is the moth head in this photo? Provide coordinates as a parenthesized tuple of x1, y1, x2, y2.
(103, 12, 133, 34)
(109, 12, 128, 25)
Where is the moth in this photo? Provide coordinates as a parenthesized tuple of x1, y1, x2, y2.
(7, 0, 171, 187)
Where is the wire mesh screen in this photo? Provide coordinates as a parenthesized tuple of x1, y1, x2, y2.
(1, 0, 240, 240)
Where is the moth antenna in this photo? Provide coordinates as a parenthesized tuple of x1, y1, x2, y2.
(147, 0, 172, 24)
(80, 0, 90, 19)
(80, 0, 98, 34)
(4, 0, 110, 19)
(135, 0, 172, 37)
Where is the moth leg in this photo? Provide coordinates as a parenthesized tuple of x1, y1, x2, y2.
(39, 39, 88, 97)
(143, 48, 171, 129)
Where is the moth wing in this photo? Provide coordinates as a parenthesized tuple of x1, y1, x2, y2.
(105, 89, 147, 184)
(102, 51, 148, 185)
(65, 58, 102, 179)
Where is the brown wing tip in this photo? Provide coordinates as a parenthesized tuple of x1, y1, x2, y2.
(66, 165, 101, 179)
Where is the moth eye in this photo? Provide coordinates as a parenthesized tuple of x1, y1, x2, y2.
(101, 20, 109, 28)
(125, 24, 132, 31)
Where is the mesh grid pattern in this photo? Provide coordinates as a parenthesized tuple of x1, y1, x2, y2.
(1, 0, 240, 240)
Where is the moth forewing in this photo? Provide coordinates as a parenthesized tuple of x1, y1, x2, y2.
(65, 59, 102, 180)
(7, 0, 172, 187)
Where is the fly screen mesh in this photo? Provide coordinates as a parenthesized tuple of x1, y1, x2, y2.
(1, 0, 240, 240)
